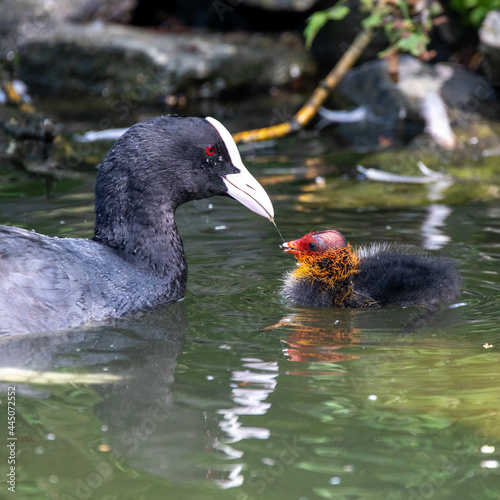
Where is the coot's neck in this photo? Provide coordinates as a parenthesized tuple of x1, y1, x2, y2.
(93, 164, 186, 283)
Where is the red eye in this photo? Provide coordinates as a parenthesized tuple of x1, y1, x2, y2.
(205, 145, 216, 156)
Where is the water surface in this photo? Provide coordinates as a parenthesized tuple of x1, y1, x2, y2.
(0, 128, 499, 500)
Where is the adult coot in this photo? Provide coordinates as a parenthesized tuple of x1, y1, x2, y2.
(0, 116, 274, 335)
(281, 230, 460, 308)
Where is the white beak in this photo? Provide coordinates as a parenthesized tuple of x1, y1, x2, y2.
(222, 167, 274, 220)
(206, 116, 274, 220)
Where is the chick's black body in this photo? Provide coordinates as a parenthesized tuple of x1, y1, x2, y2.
(353, 246, 461, 307)
(281, 231, 461, 308)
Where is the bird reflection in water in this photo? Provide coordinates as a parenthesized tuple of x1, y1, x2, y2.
(212, 310, 359, 486)
(266, 309, 359, 368)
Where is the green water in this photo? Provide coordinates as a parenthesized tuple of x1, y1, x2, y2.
(0, 134, 500, 500)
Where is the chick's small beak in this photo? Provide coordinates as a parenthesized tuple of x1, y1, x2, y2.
(281, 239, 300, 253)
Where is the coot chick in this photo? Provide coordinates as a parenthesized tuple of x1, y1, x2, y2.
(281, 230, 460, 308)
(0, 116, 274, 335)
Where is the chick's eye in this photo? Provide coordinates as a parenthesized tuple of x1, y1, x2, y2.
(308, 242, 318, 251)
(205, 145, 216, 156)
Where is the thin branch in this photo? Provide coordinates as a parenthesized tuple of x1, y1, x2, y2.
(233, 1, 386, 144)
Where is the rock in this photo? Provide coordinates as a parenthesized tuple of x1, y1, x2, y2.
(0, 0, 137, 60)
(339, 56, 495, 118)
(63, 0, 137, 23)
(17, 23, 315, 103)
(332, 55, 497, 149)
(479, 9, 500, 88)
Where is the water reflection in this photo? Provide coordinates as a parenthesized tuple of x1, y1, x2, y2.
(266, 310, 359, 364)
(267, 305, 465, 366)
(421, 204, 452, 249)
(215, 358, 278, 488)
(0, 303, 199, 485)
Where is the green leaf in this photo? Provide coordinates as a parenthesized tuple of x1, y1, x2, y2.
(429, 1, 443, 16)
(359, 0, 374, 11)
(326, 4, 350, 21)
(362, 10, 383, 28)
(395, 32, 430, 57)
(395, 0, 410, 19)
(470, 6, 488, 25)
(463, 0, 478, 8)
(304, 5, 350, 49)
(304, 12, 329, 49)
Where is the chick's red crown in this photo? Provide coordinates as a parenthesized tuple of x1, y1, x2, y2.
(281, 230, 347, 258)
